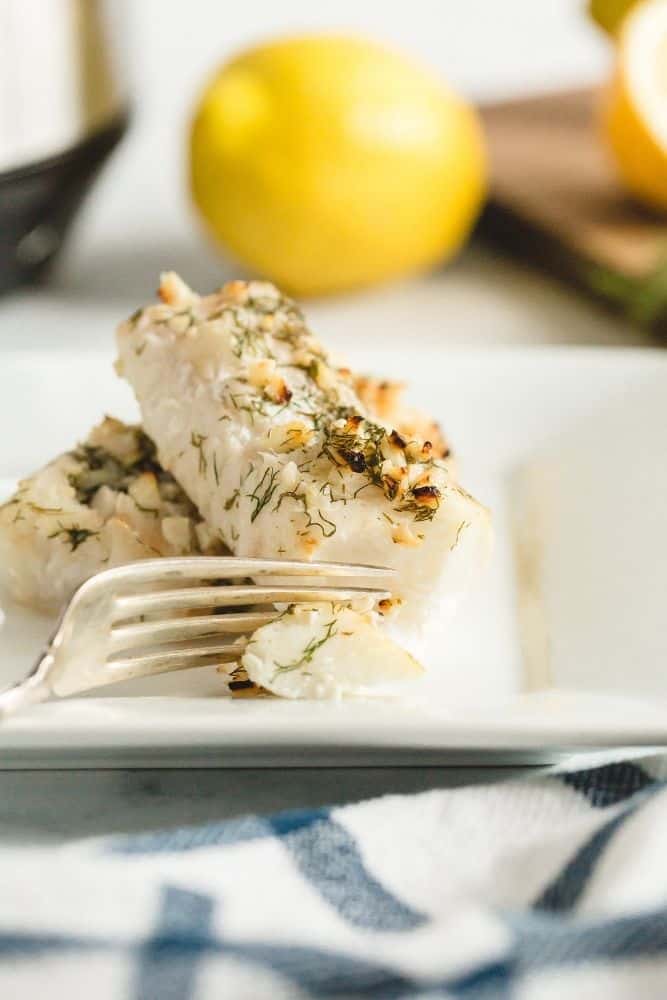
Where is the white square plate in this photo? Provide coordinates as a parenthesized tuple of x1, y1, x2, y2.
(1, 345, 666, 767)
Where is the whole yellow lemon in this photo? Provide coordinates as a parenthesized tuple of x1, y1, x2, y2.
(190, 35, 486, 296)
(588, 0, 638, 34)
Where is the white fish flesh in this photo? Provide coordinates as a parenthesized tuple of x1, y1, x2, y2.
(116, 274, 491, 657)
(0, 416, 222, 611)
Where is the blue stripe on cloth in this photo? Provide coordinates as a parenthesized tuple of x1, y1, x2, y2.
(268, 805, 330, 836)
(444, 907, 667, 999)
(110, 805, 425, 930)
(557, 761, 655, 808)
(212, 940, 416, 997)
(508, 906, 667, 968)
(0, 933, 98, 956)
(535, 807, 635, 912)
(107, 807, 330, 855)
(0, 923, 430, 998)
(3, 904, 667, 998)
(273, 814, 426, 931)
(133, 887, 214, 1000)
(107, 815, 271, 854)
(443, 961, 513, 1000)
(0, 924, 416, 998)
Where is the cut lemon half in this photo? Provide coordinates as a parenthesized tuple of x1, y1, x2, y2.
(601, 0, 667, 212)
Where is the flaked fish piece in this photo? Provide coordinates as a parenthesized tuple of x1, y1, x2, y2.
(116, 274, 491, 655)
(242, 603, 424, 700)
(0, 417, 222, 611)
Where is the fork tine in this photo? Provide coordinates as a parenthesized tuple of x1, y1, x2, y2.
(113, 585, 392, 620)
(97, 557, 395, 589)
(110, 612, 279, 651)
(107, 641, 245, 680)
(1, 556, 397, 715)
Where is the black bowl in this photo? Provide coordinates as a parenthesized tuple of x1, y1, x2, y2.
(0, 111, 129, 294)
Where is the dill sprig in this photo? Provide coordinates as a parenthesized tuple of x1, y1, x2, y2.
(68, 429, 167, 505)
(230, 324, 272, 360)
(319, 482, 349, 505)
(274, 488, 336, 538)
(48, 522, 99, 552)
(395, 496, 439, 523)
(450, 519, 470, 550)
(224, 488, 240, 511)
(127, 307, 143, 328)
(191, 432, 208, 475)
(247, 467, 280, 522)
(319, 419, 386, 491)
(272, 617, 338, 680)
(227, 389, 273, 424)
(132, 499, 159, 518)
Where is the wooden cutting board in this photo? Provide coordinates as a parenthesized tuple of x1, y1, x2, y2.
(480, 88, 667, 335)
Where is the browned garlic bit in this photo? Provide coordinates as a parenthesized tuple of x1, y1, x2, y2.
(353, 374, 452, 464)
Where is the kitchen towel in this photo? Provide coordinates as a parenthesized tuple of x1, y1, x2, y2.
(1, 756, 667, 998)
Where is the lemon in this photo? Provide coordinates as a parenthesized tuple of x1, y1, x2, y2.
(588, 0, 638, 34)
(189, 35, 486, 296)
(600, 0, 667, 213)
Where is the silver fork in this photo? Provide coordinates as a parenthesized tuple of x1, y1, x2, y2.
(0, 557, 394, 718)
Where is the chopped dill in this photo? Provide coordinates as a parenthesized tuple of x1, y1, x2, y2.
(68, 431, 167, 505)
(48, 523, 99, 552)
(127, 307, 143, 328)
(212, 451, 220, 486)
(450, 520, 470, 551)
(132, 499, 159, 518)
(227, 389, 273, 424)
(230, 325, 272, 360)
(319, 482, 348, 505)
(191, 432, 208, 475)
(352, 480, 373, 499)
(272, 617, 338, 680)
(274, 488, 336, 538)
(247, 467, 280, 522)
(395, 496, 439, 523)
(240, 463, 255, 486)
(224, 488, 240, 511)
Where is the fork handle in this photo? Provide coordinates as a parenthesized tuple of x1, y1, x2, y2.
(0, 652, 54, 720)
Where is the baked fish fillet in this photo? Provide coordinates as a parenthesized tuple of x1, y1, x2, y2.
(242, 603, 424, 700)
(0, 417, 222, 611)
(117, 273, 491, 653)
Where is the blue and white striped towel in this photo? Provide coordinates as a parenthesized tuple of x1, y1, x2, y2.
(2, 757, 667, 998)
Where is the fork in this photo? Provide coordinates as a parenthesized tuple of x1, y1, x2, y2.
(0, 557, 394, 719)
